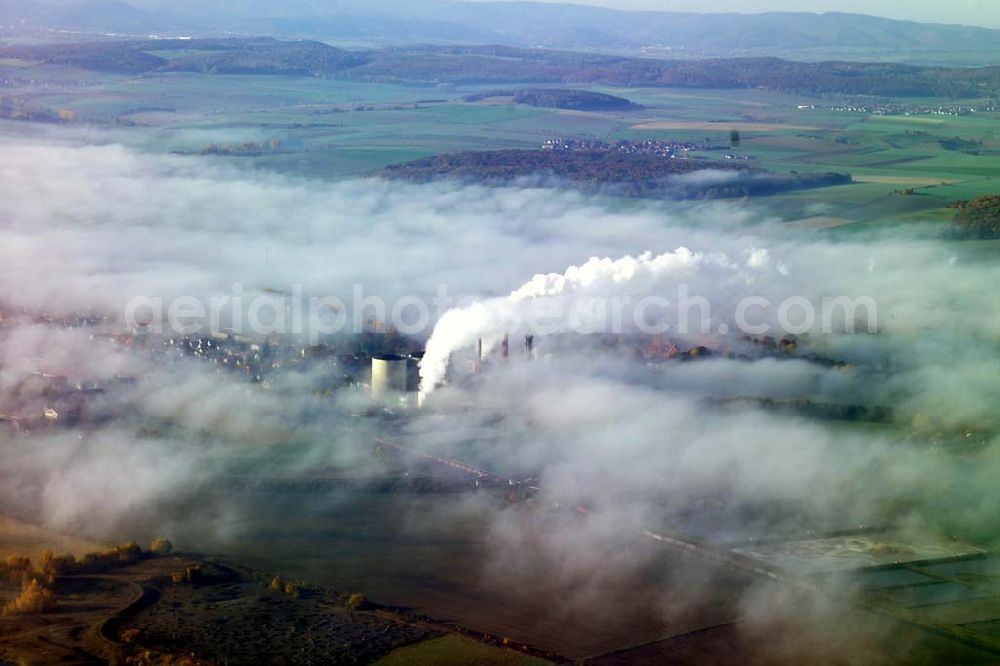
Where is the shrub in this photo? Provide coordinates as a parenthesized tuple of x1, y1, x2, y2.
(40, 551, 77, 577)
(171, 566, 203, 584)
(149, 538, 174, 557)
(125, 649, 205, 665)
(0, 555, 34, 584)
(268, 576, 302, 597)
(3, 579, 57, 615)
(38, 550, 54, 572)
(113, 542, 143, 563)
(5, 555, 30, 569)
(80, 542, 144, 573)
(121, 628, 142, 644)
(345, 593, 368, 610)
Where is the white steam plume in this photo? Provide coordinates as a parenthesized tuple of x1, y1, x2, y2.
(419, 247, 767, 396)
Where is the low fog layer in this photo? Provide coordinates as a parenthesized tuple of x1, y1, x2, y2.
(1, 131, 996, 530)
(0, 132, 997, 657)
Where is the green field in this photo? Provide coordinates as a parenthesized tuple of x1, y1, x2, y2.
(374, 635, 553, 666)
(3, 61, 999, 231)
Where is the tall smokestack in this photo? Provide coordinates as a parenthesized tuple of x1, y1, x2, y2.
(524, 335, 534, 360)
(501, 333, 509, 360)
(475, 338, 483, 373)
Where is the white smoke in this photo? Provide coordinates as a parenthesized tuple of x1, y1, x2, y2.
(419, 247, 772, 396)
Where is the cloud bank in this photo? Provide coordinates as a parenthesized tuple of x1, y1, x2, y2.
(0, 131, 997, 658)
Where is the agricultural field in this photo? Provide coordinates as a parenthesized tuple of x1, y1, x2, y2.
(3, 56, 1000, 229)
(374, 635, 553, 666)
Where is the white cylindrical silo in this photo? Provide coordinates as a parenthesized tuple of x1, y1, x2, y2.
(371, 354, 408, 397)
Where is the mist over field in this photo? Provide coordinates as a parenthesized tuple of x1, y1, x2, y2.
(0, 131, 995, 592)
(0, 106, 1000, 657)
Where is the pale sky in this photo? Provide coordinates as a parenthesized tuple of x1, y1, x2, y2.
(467, 0, 1000, 29)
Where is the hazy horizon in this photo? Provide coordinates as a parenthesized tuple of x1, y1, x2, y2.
(461, 0, 1000, 29)
(26, 0, 1000, 30)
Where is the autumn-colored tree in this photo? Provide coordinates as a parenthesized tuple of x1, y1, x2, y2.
(149, 538, 174, 556)
(3, 579, 57, 615)
(948, 195, 1000, 239)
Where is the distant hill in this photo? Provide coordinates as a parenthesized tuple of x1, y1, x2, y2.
(0, 0, 199, 34)
(5, 1, 1000, 65)
(296, 3, 1000, 53)
(4, 39, 1000, 100)
(464, 89, 639, 111)
(345, 46, 1000, 98)
(0, 41, 166, 73)
(160, 40, 370, 76)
